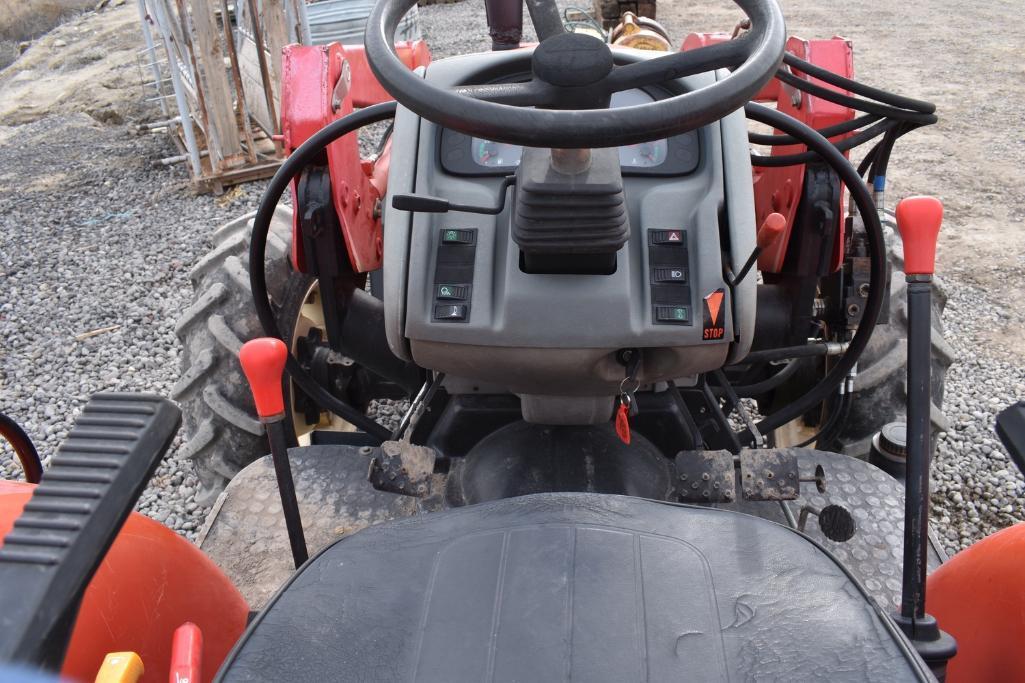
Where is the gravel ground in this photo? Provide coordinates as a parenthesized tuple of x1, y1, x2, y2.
(1, 1, 1023, 555)
(0, 115, 266, 537)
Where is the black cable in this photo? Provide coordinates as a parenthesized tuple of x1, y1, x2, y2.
(0, 412, 42, 484)
(742, 103, 886, 443)
(250, 102, 398, 442)
(794, 391, 851, 448)
(869, 122, 904, 186)
(730, 359, 800, 398)
(782, 52, 935, 114)
(751, 118, 896, 167)
(775, 68, 938, 124)
(749, 113, 879, 146)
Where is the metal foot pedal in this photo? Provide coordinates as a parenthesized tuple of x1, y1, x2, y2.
(0, 393, 180, 669)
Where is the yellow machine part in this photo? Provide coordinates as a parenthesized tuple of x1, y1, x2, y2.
(610, 11, 672, 51)
(94, 652, 144, 683)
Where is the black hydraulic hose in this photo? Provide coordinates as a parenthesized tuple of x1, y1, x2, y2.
(0, 413, 42, 484)
(742, 342, 844, 364)
(775, 68, 938, 124)
(250, 102, 398, 442)
(751, 118, 896, 167)
(749, 113, 879, 146)
(794, 391, 850, 448)
(782, 52, 935, 115)
(858, 142, 880, 178)
(730, 359, 800, 398)
(742, 103, 886, 443)
(869, 122, 903, 185)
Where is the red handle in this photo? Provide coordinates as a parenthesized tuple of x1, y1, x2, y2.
(239, 338, 289, 419)
(756, 212, 787, 250)
(895, 196, 943, 276)
(169, 622, 203, 683)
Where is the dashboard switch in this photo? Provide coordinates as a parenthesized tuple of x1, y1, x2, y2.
(655, 305, 690, 323)
(651, 230, 685, 245)
(434, 304, 467, 322)
(441, 228, 475, 245)
(654, 266, 687, 283)
(436, 284, 468, 300)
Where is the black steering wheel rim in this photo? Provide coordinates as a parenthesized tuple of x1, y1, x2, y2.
(364, 0, 786, 148)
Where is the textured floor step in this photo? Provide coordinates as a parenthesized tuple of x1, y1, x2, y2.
(0, 393, 180, 669)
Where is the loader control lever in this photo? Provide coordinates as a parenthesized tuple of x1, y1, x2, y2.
(891, 196, 957, 676)
(240, 338, 309, 568)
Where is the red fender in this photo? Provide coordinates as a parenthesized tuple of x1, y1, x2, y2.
(1, 481, 248, 683)
(927, 522, 1025, 683)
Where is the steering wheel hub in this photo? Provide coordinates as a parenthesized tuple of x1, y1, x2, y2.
(532, 33, 614, 88)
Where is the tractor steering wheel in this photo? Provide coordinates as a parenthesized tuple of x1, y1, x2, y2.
(364, 0, 786, 148)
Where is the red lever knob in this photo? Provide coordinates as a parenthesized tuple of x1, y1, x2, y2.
(756, 212, 787, 250)
(170, 622, 203, 683)
(895, 196, 943, 276)
(239, 338, 288, 419)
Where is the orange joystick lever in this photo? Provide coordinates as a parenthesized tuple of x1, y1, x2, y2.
(239, 338, 289, 421)
(239, 337, 309, 567)
(895, 196, 943, 277)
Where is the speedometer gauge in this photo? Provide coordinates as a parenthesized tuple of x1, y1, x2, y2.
(619, 140, 668, 168)
(474, 139, 523, 167)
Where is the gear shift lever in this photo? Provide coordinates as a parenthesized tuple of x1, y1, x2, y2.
(891, 196, 956, 677)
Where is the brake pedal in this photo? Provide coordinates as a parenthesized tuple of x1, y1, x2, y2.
(0, 393, 180, 669)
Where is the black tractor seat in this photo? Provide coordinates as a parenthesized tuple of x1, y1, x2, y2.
(217, 493, 931, 682)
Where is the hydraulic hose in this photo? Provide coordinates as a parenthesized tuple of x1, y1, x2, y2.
(742, 102, 887, 444)
(782, 52, 935, 115)
(774, 68, 938, 124)
(0, 413, 42, 484)
(250, 102, 398, 442)
(748, 113, 879, 146)
(751, 118, 896, 167)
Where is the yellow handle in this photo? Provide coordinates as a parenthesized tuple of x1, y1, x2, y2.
(94, 652, 144, 683)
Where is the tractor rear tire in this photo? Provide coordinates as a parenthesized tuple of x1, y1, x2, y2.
(835, 212, 955, 459)
(173, 207, 303, 507)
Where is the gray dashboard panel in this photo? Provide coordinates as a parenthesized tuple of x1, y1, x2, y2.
(383, 49, 757, 394)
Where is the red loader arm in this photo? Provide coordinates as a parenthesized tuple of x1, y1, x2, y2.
(280, 40, 431, 274)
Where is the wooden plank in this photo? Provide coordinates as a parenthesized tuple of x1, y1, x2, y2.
(190, 0, 244, 171)
(238, 33, 274, 135)
(262, 0, 288, 99)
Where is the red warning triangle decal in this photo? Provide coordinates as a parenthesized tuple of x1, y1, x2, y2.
(704, 290, 724, 325)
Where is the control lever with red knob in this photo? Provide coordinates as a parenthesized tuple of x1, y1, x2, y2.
(892, 196, 956, 675)
(239, 338, 309, 568)
(728, 212, 787, 287)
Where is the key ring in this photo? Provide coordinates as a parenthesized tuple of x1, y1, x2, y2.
(619, 376, 640, 398)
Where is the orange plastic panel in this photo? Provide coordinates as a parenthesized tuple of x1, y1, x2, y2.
(0, 482, 248, 683)
(927, 523, 1025, 682)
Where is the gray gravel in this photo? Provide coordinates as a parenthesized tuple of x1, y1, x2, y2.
(1, 2, 1022, 555)
(0, 114, 266, 538)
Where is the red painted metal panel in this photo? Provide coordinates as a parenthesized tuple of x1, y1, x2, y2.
(280, 40, 431, 274)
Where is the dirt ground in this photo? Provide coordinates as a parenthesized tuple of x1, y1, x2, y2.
(0, 1, 148, 125)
